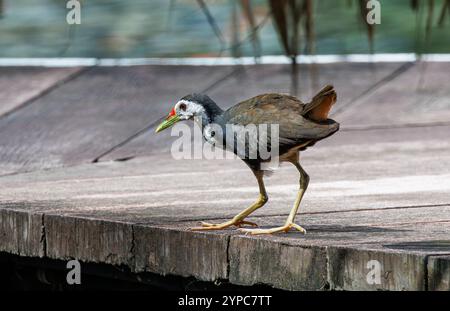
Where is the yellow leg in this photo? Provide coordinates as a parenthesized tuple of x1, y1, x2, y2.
(191, 171, 268, 231)
(241, 159, 309, 235)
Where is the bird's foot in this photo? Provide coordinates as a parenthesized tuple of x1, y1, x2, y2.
(190, 219, 258, 231)
(239, 222, 306, 235)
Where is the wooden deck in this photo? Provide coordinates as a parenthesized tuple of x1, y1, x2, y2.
(0, 62, 450, 290)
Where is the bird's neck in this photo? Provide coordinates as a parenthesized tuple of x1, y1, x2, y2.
(193, 102, 223, 129)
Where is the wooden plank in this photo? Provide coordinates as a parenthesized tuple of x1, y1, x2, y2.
(132, 227, 229, 281)
(336, 62, 450, 127)
(0, 66, 234, 175)
(1, 125, 449, 290)
(202, 212, 450, 290)
(44, 214, 134, 266)
(228, 208, 450, 249)
(229, 237, 327, 290)
(428, 256, 450, 291)
(0, 63, 449, 290)
(229, 239, 428, 291)
(2, 124, 446, 221)
(2, 120, 448, 221)
(1, 205, 450, 290)
(327, 247, 426, 291)
(102, 62, 405, 161)
(0, 67, 82, 117)
(0, 209, 44, 257)
(207, 63, 405, 109)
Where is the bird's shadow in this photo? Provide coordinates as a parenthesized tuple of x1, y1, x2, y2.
(249, 224, 407, 239)
(383, 240, 450, 252)
(304, 225, 404, 233)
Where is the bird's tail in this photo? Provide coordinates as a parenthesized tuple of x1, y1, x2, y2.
(302, 85, 337, 122)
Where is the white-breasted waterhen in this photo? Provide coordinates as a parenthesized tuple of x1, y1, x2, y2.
(155, 85, 339, 235)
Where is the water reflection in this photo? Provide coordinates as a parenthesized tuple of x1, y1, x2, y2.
(0, 0, 448, 58)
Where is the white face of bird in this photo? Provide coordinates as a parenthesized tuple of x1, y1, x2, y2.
(155, 99, 206, 133)
(174, 100, 206, 121)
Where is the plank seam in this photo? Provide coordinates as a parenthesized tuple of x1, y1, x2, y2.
(425, 255, 430, 290)
(340, 121, 450, 132)
(325, 246, 332, 291)
(92, 68, 243, 163)
(40, 213, 47, 257)
(425, 253, 450, 291)
(0, 66, 92, 121)
(2, 208, 448, 291)
(93, 62, 424, 163)
(129, 225, 136, 272)
(225, 235, 231, 280)
(331, 62, 415, 116)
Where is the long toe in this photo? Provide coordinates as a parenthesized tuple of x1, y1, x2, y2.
(235, 220, 259, 228)
(239, 227, 283, 235)
(200, 221, 215, 227)
(190, 219, 260, 231)
(191, 226, 222, 231)
(191, 224, 227, 231)
(239, 223, 306, 235)
(190, 220, 234, 231)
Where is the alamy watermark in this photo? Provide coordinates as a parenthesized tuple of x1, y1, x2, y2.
(366, 0, 381, 25)
(66, 0, 81, 25)
(169, 121, 280, 169)
(366, 259, 382, 285)
(66, 259, 81, 285)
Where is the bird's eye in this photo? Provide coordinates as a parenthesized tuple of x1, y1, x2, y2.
(210, 131, 215, 137)
(179, 103, 187, 111)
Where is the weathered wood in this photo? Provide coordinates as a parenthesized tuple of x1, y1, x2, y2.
(0, 209, 44, 257)
(2, 203, 448, 290)
(336, 62, 450, 127)
(0, 66, 234, 175)
(208, 215, 450, 291)
(328, 247, 426, 291)
(1, 195, 450, 290)
(428, 255, 450, 291)
(0, 124, 448, 222)
(133, 226, 229, 281)
(208, 63, 405, 109)
(101, 62, 405, 161)
(229, 237, 327, 290)
(0, 67, 82, 117)
(44, 214, 134, 266)
(1, 63, 450, 290)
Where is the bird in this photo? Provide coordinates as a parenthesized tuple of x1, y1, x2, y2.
(155, 85, 339, 235)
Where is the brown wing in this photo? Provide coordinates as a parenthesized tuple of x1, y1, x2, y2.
(302, 85, 337, 121)
(221, 93, 337, 147)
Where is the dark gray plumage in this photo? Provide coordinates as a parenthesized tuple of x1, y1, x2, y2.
(156, 85, 339, 235)
(183, 88, 339, 172)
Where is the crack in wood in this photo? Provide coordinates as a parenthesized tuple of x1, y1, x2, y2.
(0, 66, 92, 121)
(92, 68, 243, 163)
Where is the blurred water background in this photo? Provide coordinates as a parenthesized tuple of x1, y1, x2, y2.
(0, 0, 448, 58)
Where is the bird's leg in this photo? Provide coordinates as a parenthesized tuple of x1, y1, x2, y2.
(241, 158, 309, 235)
(190, 171, 267, 231)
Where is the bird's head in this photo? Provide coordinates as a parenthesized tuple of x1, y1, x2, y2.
(155, 93, 222, 133)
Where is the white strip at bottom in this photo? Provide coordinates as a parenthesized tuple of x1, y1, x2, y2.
(0, 54, 449, 67)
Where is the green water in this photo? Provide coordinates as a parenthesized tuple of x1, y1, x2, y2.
(0, 0, 448, 58)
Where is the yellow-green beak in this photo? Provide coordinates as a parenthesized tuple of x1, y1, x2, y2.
(155, 114, 180, 133)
